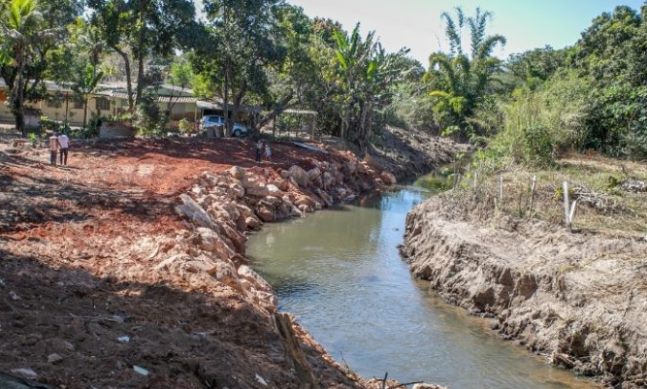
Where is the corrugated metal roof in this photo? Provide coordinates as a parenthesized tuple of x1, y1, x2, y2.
(105, 92, 197, 103)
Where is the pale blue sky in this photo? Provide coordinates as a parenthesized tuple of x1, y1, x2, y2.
(289, 0, 645, 63)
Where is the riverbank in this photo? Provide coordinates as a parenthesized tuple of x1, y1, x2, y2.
(0, 127, 457, 387)
(402, 154, 647, 388)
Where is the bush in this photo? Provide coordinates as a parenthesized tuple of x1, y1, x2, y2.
(178, 118, 195, 135)
(522, 124, 554, 166)
(135, 90, 168, 135)
(474, 70, 592, 170)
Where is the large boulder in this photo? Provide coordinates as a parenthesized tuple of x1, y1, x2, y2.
(175, 194, 218, 231)
(288, 165, 310, 188)
(380, 171, 397, 186)
(245, 184, 269, 197)
(322, 172, 335, 189)
(229, 166, 246, 179)
(256, 206, 275, 222)
(307, 167, 321, 181)
(266, 184, 283, 197)
(196, 227, 236, 261)
(314, 188, 334, 207)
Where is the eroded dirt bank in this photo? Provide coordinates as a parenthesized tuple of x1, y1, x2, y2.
(402, 192, 647, 388)
(1, 129, 456, 388)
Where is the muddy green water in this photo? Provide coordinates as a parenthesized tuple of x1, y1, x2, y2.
(247, 188, 596, 389)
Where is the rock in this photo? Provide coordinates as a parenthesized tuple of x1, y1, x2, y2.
(229, 166, 245, 179)
(314, 188, 334, 207)
(256, 206, 275, 222)
(245, 185, 269, 197)
(266, 184, 282, 197)
(380, 171, 397, 186)
(238, 265, 272, 292)
(10, 368, 38, 380)
(294, 195, 315, 212)
(343, 160, 358, 175)
(175, 194, 218, 231)
(322, 172, 335, 189)
(47, 353, 64, 364)
(199, 172, 222, 188)
(255, 373, 268, 386)
(245, 216, 262, 229)
(272, 179, 290, 192)
(228, 183, 245, 199)
(307, 167, 321, 181)
(552, 352, 575, 369)
(9, 290, 20, 301)
(288, 165, 310, 188)
(133, 365, 149, 377)
(196, 227, 236, 260)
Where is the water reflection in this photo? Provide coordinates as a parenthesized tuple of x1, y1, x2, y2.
(247, 189, 597, 389)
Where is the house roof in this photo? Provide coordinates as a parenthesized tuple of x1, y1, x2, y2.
(0, 79, 262, 113)
(196, 99, 261, 113)
(101, 92, 197, 104)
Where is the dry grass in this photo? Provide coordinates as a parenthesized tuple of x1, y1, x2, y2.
(466, 152, 647, 237)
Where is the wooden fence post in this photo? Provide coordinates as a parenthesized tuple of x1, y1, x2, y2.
(563, 181, 570, 227)
(563, 180, 578, 230)
(529, 175, 537, 215)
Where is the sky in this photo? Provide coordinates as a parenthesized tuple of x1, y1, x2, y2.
(288, 0, 645, 63)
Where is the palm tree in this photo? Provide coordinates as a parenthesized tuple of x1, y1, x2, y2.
(427, 7, 506, 138)
(73, 63, 104, 130)
(0, 0, 60, 135)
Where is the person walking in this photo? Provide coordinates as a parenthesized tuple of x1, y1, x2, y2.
(58, 132, 70, 166)
(48, 132, 59, 165)
(255, 139, 264, 163)
(264, 140, 272, 162)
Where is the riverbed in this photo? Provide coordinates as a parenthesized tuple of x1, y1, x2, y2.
(247, 187, 596, 389)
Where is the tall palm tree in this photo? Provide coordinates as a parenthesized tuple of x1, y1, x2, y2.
(427, 7, 506, 138)
(0, 0, 60, 135)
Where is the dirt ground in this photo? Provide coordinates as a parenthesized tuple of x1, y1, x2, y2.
(0, 128, 455, 388)
(402, 155, 647, 388)
(0, 135, 358, 388)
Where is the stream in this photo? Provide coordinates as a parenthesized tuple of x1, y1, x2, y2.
(247, 186, 596, 389)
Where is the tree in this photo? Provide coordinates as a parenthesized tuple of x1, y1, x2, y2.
(88, 0, 195, 112)
(0, 0, 73, 134)
(74, 64, 104, 129)
(166, 55, 194, 118)
(506, 46, 567, 89)
(426, 7, 506, 139)
(332, 24, 407, 151)
(194, 0, 285, 136)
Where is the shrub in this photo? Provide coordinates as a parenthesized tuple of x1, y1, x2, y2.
(178, 118, 195, 135)
(474, 70, 592, 170)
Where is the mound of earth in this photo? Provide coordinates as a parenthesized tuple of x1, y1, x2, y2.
(402, 192, 647, 388)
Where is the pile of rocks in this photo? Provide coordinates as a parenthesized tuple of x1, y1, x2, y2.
(171, 161, 396, 312)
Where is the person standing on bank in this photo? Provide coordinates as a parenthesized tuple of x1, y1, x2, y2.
(255, 139, 264, 163)
(264, 140, 272, 162)
(58, 132, 70, 166)
(48, 132, 59, 165)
